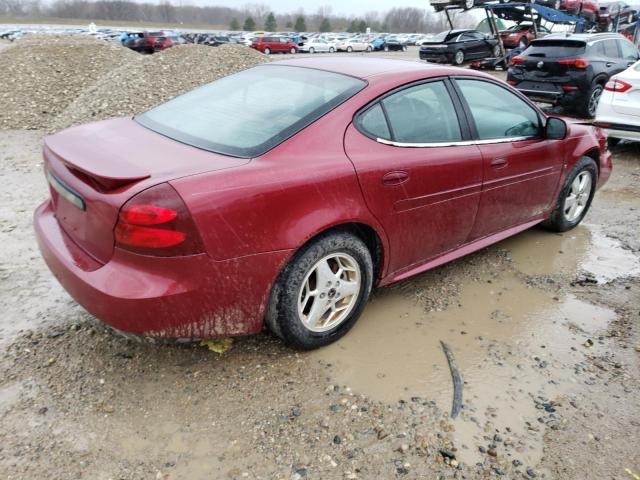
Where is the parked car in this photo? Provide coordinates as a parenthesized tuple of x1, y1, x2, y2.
(336, 38, 372, 52)
(419, 29, 501, 65)
(123, 31, 165, 53)
(203, 35, 231, 47)
(534, 0, 564, 10)
(598, 1, 624, 30)
(560, 0, 598, 21)
(430, 0, 493, 11)
(381, 38, 408, 51)
(618, 2, 636, 23)
(299, 38, 336, 53)
(507, 32, 640, 117)
(250, 36, 299, 54)
(499, 23, 551, 49)
(34, 57, 611, 350)
(595, 60, 640, 144)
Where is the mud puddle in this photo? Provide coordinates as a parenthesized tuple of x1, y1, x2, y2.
(312, 226, 624, 467)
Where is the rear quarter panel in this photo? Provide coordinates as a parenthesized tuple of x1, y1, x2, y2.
(169, 98, 389, 270)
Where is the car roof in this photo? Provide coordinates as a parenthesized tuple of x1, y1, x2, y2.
(542, 32, 622, 41)
(266, 57, 491, 81)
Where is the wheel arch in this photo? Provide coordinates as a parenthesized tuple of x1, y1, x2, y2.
(287, 221, 387, 285)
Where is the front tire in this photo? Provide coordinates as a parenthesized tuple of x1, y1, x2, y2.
(263, 47, 271, 55)
(366, 45, 372, 52)
(542, 157, 597, 232)
(329, 47, 335, 53)
(347, 46, 353, 52)
(309, 46, 315, 53)
(266, 232, 374, 350)
(290, 47, 297, 54)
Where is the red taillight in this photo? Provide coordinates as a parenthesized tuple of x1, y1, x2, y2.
(115, 183, 204, 257)
(511, 55, 526, 64)
(558, 58, 589, 68)
(507, 80, 517, 85)
(120, 205, 177, 225)
(561, 85, 578, 91)
(604, 79, 632, 92)
(115, 223, 185, 248)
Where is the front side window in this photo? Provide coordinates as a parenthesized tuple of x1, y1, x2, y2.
(137, 65, 366, 158)
(603, 39, 620, 58)
(619, 39, 639, 60)
(456, 79, 540, 140)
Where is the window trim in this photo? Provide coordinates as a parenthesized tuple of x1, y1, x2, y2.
(450, 76, 545, 143)
(353, 77, 472, 147)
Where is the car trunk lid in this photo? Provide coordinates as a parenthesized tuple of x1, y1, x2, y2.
(512, 39, 586, 80)
(44, 117, 250, 264)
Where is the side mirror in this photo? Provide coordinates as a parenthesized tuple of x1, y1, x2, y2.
(546, 117, 567, 140)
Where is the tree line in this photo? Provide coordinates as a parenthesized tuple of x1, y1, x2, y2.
(0, 0, 475, 33)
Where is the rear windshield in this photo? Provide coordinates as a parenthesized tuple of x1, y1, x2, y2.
(525, 40, 586, 57)
(136, 65, 366, 158)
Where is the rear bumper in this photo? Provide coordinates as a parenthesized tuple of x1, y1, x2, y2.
(34, 200, 290, 338)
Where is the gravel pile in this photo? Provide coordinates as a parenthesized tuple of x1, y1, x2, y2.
(52, 43, 267, 131)
(0, 35, 137, 130)
(0, 36, 267, 132)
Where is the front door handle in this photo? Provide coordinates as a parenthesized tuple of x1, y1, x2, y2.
(606, 62, 614, 67)
(491, 157, 508, 169)
(382, 170, 409, 185)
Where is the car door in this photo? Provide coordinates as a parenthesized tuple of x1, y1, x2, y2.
(452, 78, 563, 240)
(460, 32, 483, 58)
(343, 79, 484, 274)
(601, 38, 629, 76)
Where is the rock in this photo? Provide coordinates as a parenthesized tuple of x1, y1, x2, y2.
(333, 435, 342, 445)
(526, 467, 537, 477)
(487, 448, 498, 457)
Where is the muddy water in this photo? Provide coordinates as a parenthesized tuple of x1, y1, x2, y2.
(312, 225, 628, 466)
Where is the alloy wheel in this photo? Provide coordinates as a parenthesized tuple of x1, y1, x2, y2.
(297, 253, 362, 333)
(264, 47, 270, 55)
(563, 172, 592, 222)
(455, 50, 464, 64)
(588, 85, 603, 117)
(309, 47, 315, 53)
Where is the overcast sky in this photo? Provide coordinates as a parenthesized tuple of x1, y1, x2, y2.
(205, 1, 431, 16)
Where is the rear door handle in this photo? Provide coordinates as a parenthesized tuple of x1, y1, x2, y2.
(382, 170, 409, 185)
(491, 157, 508, 169)
(606, 62, 614, 67)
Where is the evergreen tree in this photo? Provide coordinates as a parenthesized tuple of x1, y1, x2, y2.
(319, 17, 331, 32)
(264, 12, 276, 31)
(347, 20, 358, 33)
(230, 18, 239, 30)
(243, 16, 256, 31)
(285, 20, 293, 29)
(357, 20, 367, 32)
(294, 15, 306, 32)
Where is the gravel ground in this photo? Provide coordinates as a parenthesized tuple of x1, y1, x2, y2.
(0, 38, 639, 480)
(0, 36, 266, 132)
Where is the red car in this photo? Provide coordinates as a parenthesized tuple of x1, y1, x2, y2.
(250, 36, 298, 55)
(561, 0, 599, 21)
(499, 23, 551, 49)
(34, 58, 611, 350)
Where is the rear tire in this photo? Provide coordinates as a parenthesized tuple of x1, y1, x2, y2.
(347, 46, 353, 52)
(266, 232, 374, 350)
(290, 47, 297, 54)
(309, 46, 315, 53)
(453, 49, 465, 65)
(366, 45, 372, 52)
(542, 157, 597, 232)
(329, 47, 335, 53)
(578, 82, 604, 118)
(264, 47, 271, 55)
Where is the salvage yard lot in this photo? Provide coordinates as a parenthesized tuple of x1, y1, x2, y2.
(0, 36, 639, 480)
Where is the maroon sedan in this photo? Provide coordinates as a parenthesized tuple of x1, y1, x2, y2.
(499, 23, 550, 49)
(34, 58, 611, 349)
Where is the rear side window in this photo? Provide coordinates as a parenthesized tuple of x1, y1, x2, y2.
(381, 81, 462, 143)
(525, 40, 586, 57)
(356, 81, 462, 144)
(358, 103, 391, 139)
(456, 79, 540, 140)
(602, 39, 620, 58)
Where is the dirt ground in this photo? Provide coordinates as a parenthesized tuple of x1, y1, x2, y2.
(1, 47, 640, 480)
